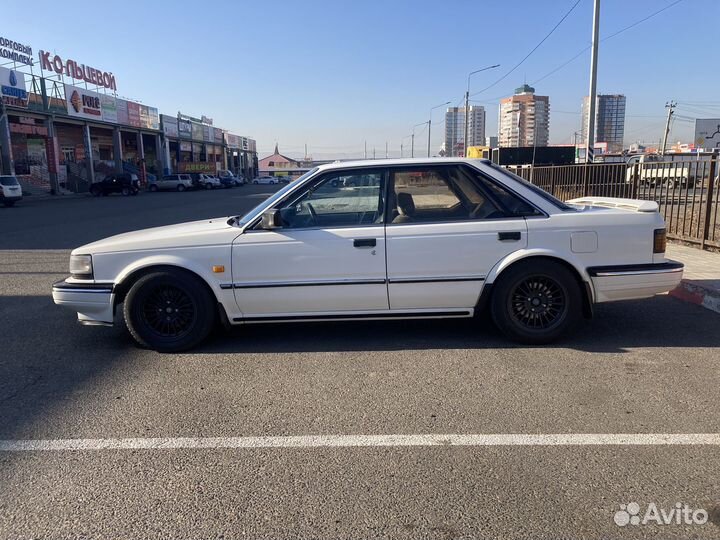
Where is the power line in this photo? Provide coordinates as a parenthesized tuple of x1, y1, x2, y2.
(531, 0, 685, 87)
(470, 0, 582, 98)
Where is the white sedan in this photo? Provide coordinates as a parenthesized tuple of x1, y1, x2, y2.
(53, 158, 683, 352)
(253, 176, 278, 185)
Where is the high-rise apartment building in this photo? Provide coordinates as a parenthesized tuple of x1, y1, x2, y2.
(581, 94, 626, 153)
(444, 106, 486, 157)
(498, 84, 549, 147)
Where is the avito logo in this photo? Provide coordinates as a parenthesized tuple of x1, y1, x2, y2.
(614, 502, 708, 527)
(9, 70, 17, 86)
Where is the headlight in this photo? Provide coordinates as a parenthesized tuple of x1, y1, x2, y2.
(69, 254, 93, 279)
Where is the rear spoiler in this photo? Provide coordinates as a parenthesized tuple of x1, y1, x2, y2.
(566, 197, 659, 213)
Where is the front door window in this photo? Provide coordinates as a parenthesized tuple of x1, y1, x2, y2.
(278, 170, 385, 229)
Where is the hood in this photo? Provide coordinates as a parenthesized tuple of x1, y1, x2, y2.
(73, 217, 239, 255)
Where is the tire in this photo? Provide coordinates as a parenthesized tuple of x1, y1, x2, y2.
(90, 186, 102, 197)
(205, 183, 212, 190)
(149, 184, 158, 192)
(121, 186, 131, 196)
(253, 180, 258, 184)
(177, 184, 186, 192)
(123, 269, 216, 352)
(490, 259, 582, 345)
(3, 201, 15, 207)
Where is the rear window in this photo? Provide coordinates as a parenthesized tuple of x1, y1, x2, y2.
(485, 162, 576, 211)
(0, 176, 19, 186)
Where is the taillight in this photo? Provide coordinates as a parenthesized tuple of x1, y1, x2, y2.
(653, 228, 667, 253)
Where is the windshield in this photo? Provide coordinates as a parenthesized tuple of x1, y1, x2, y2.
(232, 168, 319, 227)
(0, 176, 19, 186)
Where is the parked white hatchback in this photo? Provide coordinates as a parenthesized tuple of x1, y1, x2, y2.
(53, 158, 683, 352)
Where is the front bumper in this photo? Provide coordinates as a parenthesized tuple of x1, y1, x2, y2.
(0, 193, 22, 201)
(52, 279, 115, 325)
(587, 261, 684, 302)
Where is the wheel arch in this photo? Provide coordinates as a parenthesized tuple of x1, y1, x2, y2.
(113, 260, 220, 307)
(484, 250, 594, 319)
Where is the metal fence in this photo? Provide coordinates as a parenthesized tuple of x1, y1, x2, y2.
(507, 157, 720, 250)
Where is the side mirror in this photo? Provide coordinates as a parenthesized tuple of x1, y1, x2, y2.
(261, 208, 283, 229)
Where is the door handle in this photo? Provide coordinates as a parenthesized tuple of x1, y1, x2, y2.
(353, 238, 377, 248)
(498, 231, 521, 241)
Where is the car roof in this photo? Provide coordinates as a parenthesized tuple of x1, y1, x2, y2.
(314, 157, 491, 172)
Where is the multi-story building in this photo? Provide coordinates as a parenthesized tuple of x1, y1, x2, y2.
(444, 106, 485, 157)
(581, 94, 626, 153)
(498, 84, 549, 147)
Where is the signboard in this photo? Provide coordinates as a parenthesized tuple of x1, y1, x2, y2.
(178, 162, 216, 174)
(191, 122, 204, 140)
(203, 125, 211, 142)
(146, 107, 159, 130)
(694, 119, 720, 150)
(39, 50, 116, 90)
(214, 128, 223, 144)
(101, 94, 117, 123)
(116, 99, 129, 124)
(225, 133, 240, 149)
(178, 119, 192, 139)
(127, 101, 141, 127)
(0, 36, 34, 66)
(0, 66, 28, 108)
(179, 141, 192, 152)
(64, 85, 102, 119)
(241, 137, 248, 151)
(162, 115, 178, 137)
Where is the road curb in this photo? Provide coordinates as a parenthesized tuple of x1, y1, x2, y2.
(670, 280, 720, 315)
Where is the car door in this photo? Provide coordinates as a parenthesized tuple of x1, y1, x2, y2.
(385, 164, 532, 310)
(231, 168, 389, 317)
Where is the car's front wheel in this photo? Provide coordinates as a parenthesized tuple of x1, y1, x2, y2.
(3, 200, 15, 207)
(490, 259, 581, 344)
(177, 184, 186, 192)
(121, 186, 131, 196)
(123, 269, 216, 352)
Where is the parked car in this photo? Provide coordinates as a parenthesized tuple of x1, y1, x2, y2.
(53, 158, 683, 353)
(253, 176, 278, 185)
(149, 174, 193, 192)
(89, 173, 140, 197)
(0, 175, 23, 207)
(190, 173, 221, 190)
(218, 170, 244, 186)
(218, 175, 236, 189)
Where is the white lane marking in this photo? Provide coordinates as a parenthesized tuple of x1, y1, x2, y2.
(2, 433, 720, 451)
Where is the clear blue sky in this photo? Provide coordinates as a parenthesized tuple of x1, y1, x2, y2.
(4, 0, 718, 158)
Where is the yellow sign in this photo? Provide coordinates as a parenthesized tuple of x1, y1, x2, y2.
(466, 146, 490, 159)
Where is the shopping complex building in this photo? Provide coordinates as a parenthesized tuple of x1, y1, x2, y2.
(0, 33, 257, 194)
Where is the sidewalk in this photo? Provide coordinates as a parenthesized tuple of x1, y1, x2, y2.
(667, 242, 720, 315)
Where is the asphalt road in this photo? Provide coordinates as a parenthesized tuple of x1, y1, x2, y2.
(1, 187, 720, 539)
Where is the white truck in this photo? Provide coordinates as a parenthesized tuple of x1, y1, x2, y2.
(625, 154, 698, 188)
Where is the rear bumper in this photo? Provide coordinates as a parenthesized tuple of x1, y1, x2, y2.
(52, 279, 115, 325)
(587, 261, 684, 302)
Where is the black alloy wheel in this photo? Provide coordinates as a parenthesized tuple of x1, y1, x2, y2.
(124, 269, 216, 352)
(491, 259, 581, 344)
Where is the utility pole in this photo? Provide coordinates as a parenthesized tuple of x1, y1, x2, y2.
(428, 101, 451, 158)
(385, 141, 388, 159)
(661, 100, 676, 156)
(585, 0, 600, 163)
(464, 64, 500, 157)
(411, 133, 414, 158)
(373, 147, 376, 159)
(364, 140, 367, 159)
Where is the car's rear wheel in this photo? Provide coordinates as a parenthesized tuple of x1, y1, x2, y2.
(149, 184, 158, 192)
(177, 184, 186, 192)
(90, 186, 102, 197)
(491, 259, 581, 344)
(205, 182, 212, 190)
(123, 269, 216, 352)
(121, 186, 131, 196)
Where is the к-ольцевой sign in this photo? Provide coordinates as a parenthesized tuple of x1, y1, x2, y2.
(39, 50, 117, 91)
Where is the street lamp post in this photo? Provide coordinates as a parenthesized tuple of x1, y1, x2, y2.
(411, 122, 427, 158)
(464, 64, 500, 157)
(428, 101, 451, 158)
